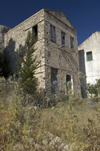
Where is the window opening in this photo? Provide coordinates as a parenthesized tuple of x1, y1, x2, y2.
(70, 37, 74, 48)
(51, 67, 58, 93)
(66, 74, 72, 90)
(32, 25, 38, 41)
(61, 31, 65, 47)
(86, 51, 93, 61)
(50, 25, 56, 43)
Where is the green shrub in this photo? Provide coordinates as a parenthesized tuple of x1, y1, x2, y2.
(18, 31, 40, 95)
(87, 79, 100, 97)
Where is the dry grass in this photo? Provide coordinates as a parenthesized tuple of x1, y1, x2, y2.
(0, 80, 100, 150)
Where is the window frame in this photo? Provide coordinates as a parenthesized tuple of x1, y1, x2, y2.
(86, 51, 93, 61)
(61, 31, 66, 47)
(51, 67, 58, 93)
(70, 36, 74, 48)
(50, 24, 56, 43)
(32, 24, 38, 41)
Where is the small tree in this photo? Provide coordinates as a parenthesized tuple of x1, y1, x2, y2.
(0, 49, 11, 79)
(18, 32, 39, 94)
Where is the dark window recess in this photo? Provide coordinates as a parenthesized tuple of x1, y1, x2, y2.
(66, 74, 71, 90)
(50, 25, 56, 43)
(32, 25, 38, 41)
(86, 51, 93, 61)
(66, 75, 71, 82)
(61, 31, 65, 47)
(51, 67, 58, 93)
(70, 37, 74, 48)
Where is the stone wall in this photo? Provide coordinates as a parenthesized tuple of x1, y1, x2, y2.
(4, 9, 80, 94)
(4, 9, 46, 88)
(44, 10, 80, 94)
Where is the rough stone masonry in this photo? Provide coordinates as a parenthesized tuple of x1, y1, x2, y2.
(0, 9, 80, 95)
(0, 25, 10, 50)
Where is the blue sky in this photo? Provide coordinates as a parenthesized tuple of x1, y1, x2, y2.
(0, 0, 100, 45)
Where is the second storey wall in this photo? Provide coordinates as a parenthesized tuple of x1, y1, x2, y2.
(4, 10, 46, 89)
(44, 11, 80, 93)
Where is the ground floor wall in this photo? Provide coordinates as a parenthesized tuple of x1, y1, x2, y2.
(44, 39, 81, 96)
(45, 65, 81, 96)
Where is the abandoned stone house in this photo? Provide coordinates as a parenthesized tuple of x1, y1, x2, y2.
(0, 9, 80, 94)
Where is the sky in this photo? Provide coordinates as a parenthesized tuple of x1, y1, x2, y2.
(0, 0, 100, 45)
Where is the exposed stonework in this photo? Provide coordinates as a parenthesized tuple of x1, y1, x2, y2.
(0, 25, 10, 50)
(44, 10, 79, 94)
(4, 9, 80, 95)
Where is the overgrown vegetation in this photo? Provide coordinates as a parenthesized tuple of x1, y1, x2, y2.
(17, 31, 40, 95)
(0, 49, 11, 78)
(87, 79, 100, 97)
(1, 33, 100, 150)
(0, 77, 100, 151)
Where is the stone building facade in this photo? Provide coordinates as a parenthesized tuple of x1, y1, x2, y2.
(4, 9, 80, 94)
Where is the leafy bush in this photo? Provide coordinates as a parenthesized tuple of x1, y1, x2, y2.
(87, 79, 100, 97)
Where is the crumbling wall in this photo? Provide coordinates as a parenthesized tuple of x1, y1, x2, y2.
(44, 11, 80, 94)
(0, 25, 10, 50)
(4, 9, 80, 95)
(4, 10, 46, 88)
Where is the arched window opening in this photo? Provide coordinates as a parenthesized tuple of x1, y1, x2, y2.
(66, 75, 71, 82)
(66, 74, 73, 92)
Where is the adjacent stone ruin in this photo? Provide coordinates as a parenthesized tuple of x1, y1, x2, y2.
(0, 25, 10, 50)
